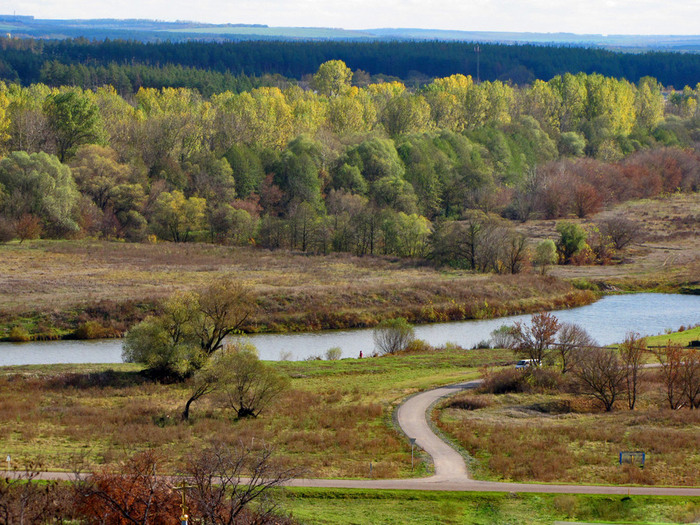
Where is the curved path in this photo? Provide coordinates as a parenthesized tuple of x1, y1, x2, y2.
(12, 381, 700, 496)
(287, 380, 700, 496)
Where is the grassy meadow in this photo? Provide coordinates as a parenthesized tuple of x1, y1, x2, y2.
(0, 239, 594, 341)
(436, 370, 700, 487)
(284, 488, 700, 525)
(0, 346, 508, 477)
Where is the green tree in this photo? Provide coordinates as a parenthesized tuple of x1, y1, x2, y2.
(0, 151, 80, 235)
(380, 94, 431, 136)
(556, 222, 587, 263)
(150, 190, 206, 242)
(224, 144, 264, 198)
(635, 77, 664, 131)
(43, 89, 104, 162)
(122, 293, 202, 379)
(69, 145, 131, 210)
(533, 239, 558, 275)
(341, 138, 405, 183)
(312, 60, 353, 97)
(218, 340, 290, 419)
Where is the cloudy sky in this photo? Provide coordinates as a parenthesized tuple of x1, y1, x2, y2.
(5, 0, 700, 35)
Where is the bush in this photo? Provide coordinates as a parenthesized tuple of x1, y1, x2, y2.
(325, 347, 342, 360)
(7, 326, 31, 342)
(527, 367, 567, 392)
(444, 394, 493, 411)
(556, 222, 587, 263)
(73, 321, 111, 340)
(479, 367, 565, 394)
(479, 369, 529, 394)
(490, 325, 515, 349)
(402, 339, 433, 353)
(373, 317, 415, 355)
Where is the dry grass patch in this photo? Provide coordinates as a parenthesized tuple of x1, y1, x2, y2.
(0, 347, 506, 477)
(437, 381, 700, 486)
(0, 239, 596, 339)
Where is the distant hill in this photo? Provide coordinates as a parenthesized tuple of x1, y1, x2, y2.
(1, 15, 700, 51)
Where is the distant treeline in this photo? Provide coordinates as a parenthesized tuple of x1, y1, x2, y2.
(2, 38, 700, 92)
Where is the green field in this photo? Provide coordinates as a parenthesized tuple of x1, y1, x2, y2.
(285, 488, 700, 525)
(0, 347, 502, 476)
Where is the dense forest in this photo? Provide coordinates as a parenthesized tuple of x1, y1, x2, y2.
(3, 38, 700, 91)
(0, 58, 699, 271)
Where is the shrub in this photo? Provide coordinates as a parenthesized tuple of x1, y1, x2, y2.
(490, 325, 516, 349)
(402, 339, 433, 353)
(479, 367, 565, 394)
(73, 321, 111, 340)
(444, 394, 493, 411)
(7, 326, 31, 342)
(325, 347, 342, 360)
(527, 367, 566, 392)
(570, 278, 596, 291)
(373, 317, 415, 355)
(556, 222, 587, 263)
(479, 369, 529, 394)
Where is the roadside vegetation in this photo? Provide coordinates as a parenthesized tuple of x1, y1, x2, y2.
(286, 488, 700, 525)
(436, 318, 700, 486)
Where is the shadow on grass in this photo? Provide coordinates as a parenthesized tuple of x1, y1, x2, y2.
(46, 369, 152, 389)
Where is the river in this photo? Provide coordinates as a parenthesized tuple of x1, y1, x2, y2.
(0, 293, 698, 366)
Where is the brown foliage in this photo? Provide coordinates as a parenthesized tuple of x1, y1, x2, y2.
(77, 451, 180, 525)
(0, 464, 77, 524)
(15, 214, 42, 243)
(510, 312, 560, 364)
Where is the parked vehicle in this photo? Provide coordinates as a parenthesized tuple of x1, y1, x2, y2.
(515, 359, 537, 369)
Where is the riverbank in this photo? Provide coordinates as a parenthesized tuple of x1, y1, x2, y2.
(0, 240, 599, 342)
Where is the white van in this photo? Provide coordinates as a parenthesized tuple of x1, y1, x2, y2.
(515, 359, 537, 369)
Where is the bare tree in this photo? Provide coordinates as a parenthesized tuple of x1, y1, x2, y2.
(556, 322, 595, 374)
(619, 332, 646, 410)
(0, 462, 75, 525)
(574, 347, 626, 411)
(373, 317, 415, 355)
(598, 215, 640, 250)
(510, 312, 560, 365)
(681, 348, 700, 409)
(654, 343, 686, 410)
(185, 442, 299, 525)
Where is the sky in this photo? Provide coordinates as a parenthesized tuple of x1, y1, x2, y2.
(4, 0, 700, 36)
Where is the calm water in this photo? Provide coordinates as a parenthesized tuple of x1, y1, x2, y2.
(0, 293, 698, 366)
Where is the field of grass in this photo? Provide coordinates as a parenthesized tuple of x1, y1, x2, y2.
(0, 346, 508, 477)
(0, 240, 594, 340)
(436, 372, 700, 487)
(644, 326, 700, 348)
(284, 488, 700, 525)
(519, 192, 700, 290)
